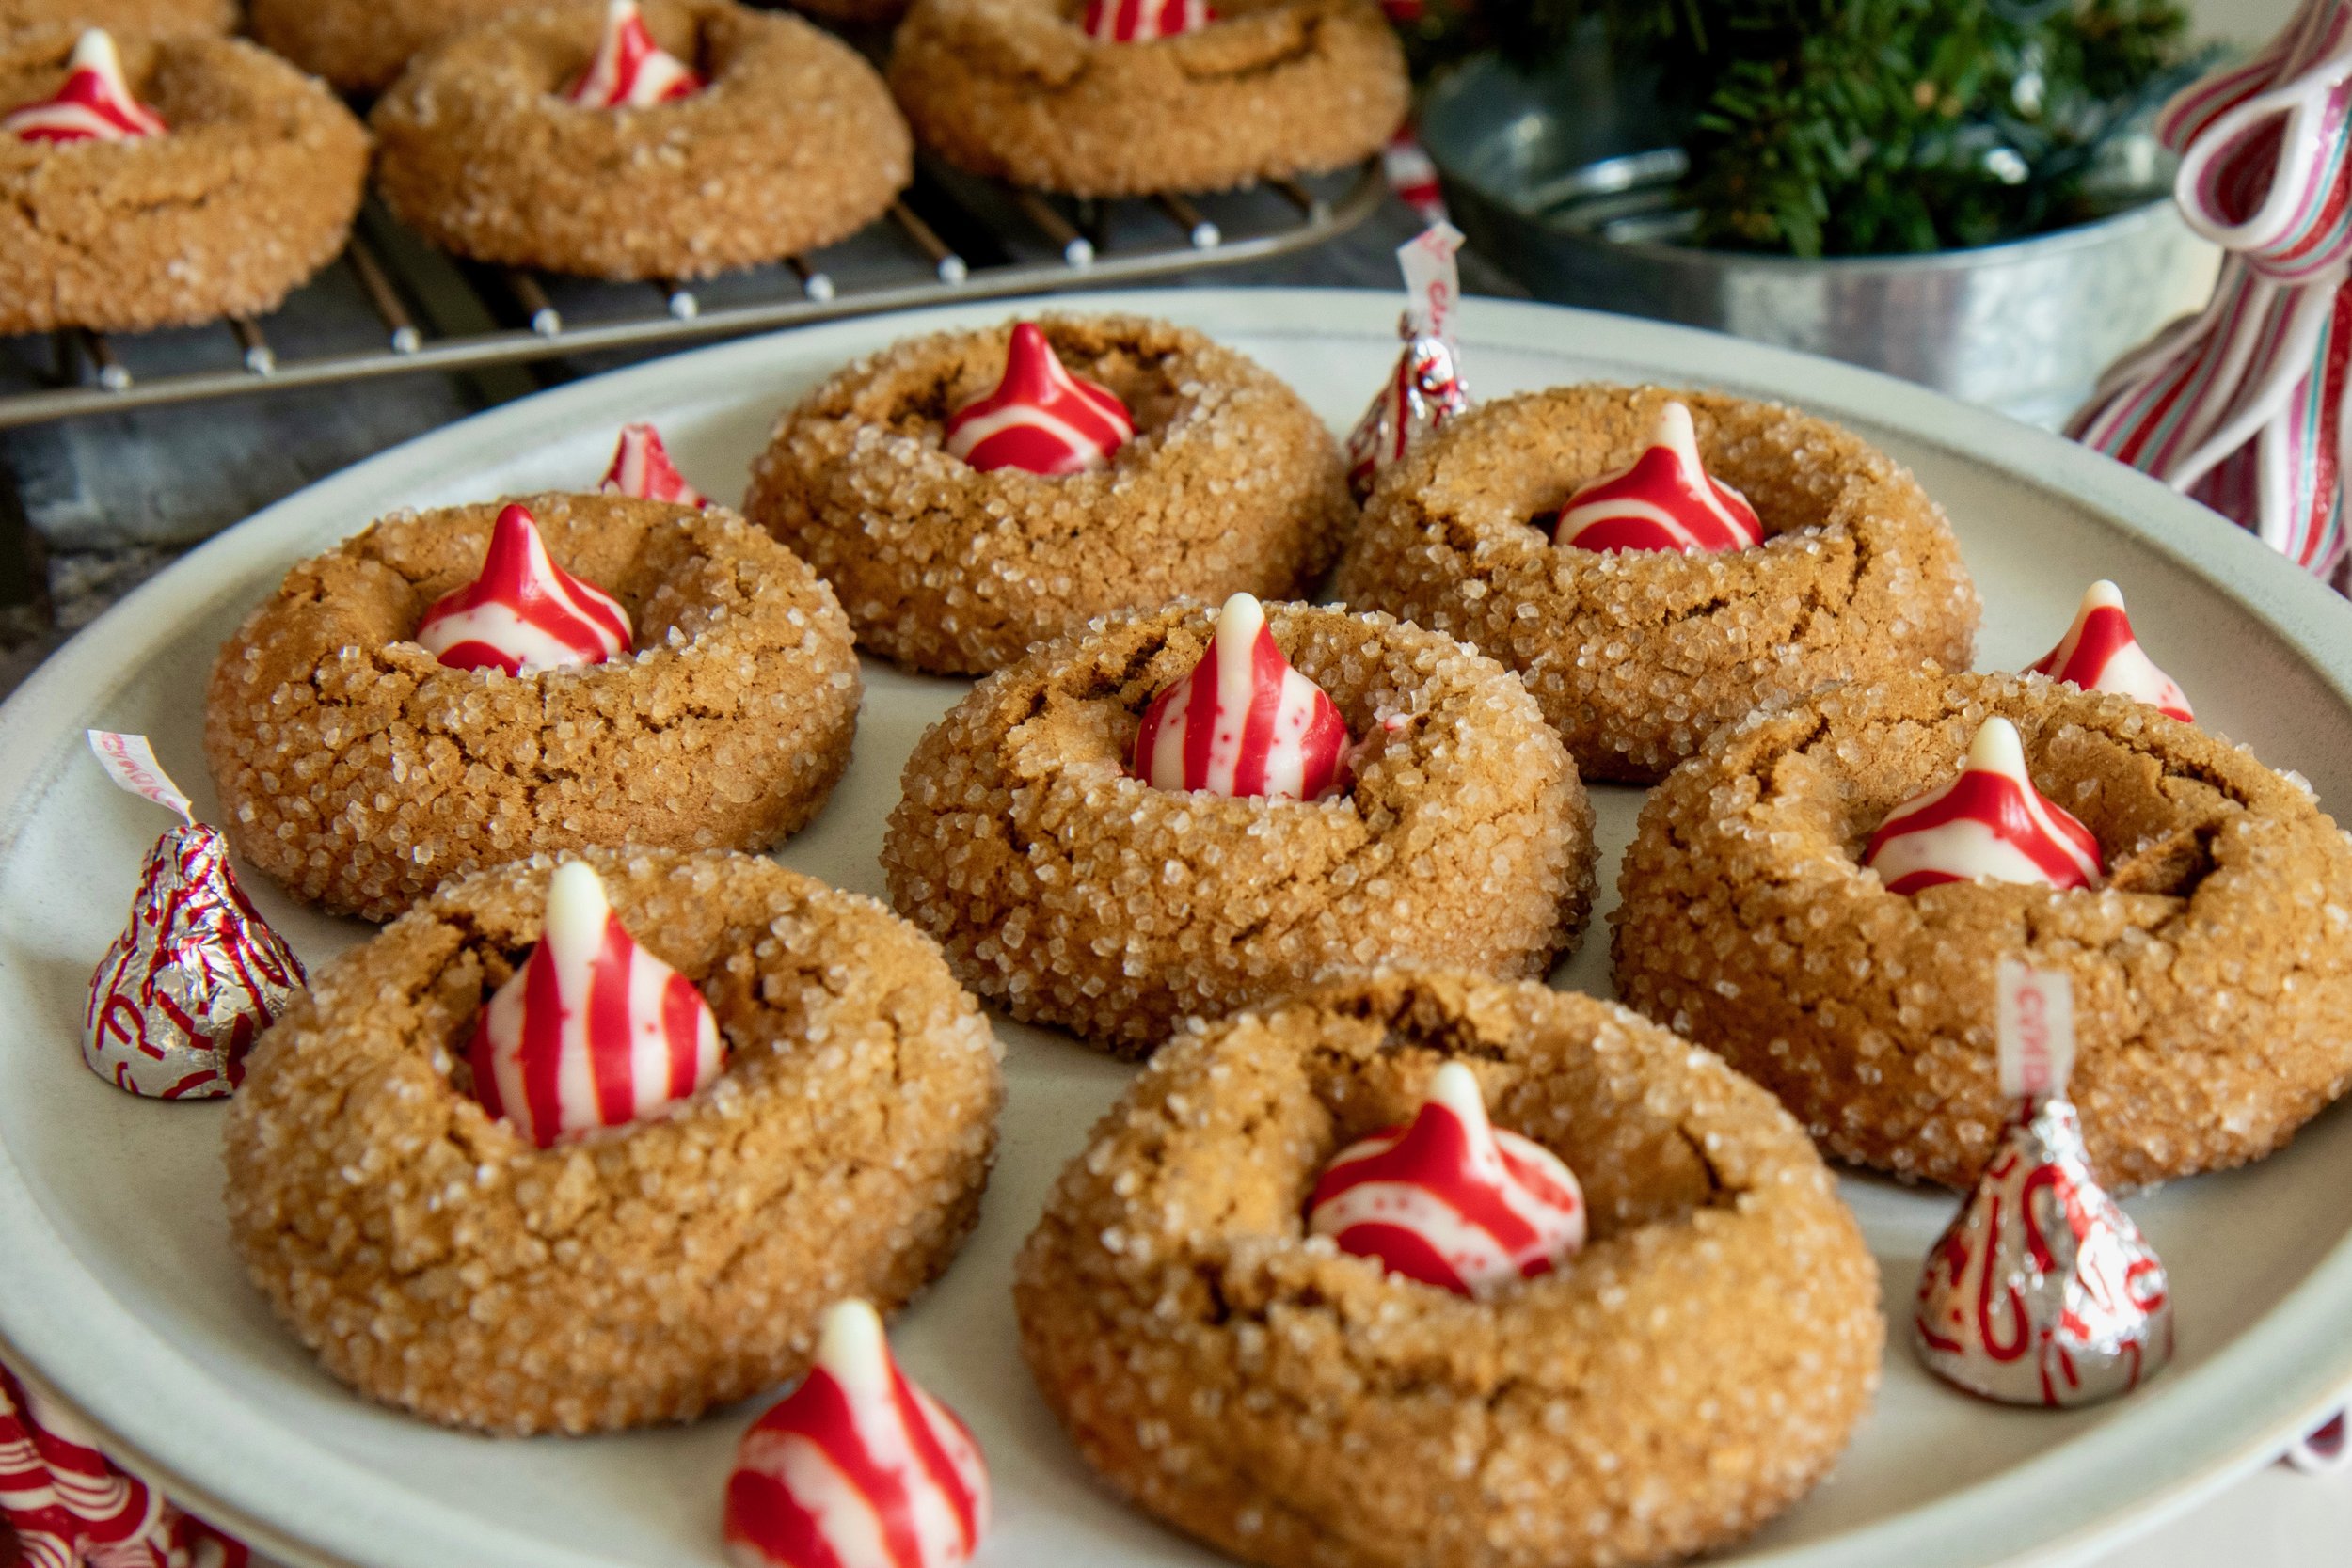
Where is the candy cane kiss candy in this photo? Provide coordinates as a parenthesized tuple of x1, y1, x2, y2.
(565, 0, 703, 108)
(1549, 400, 1765, 554)
(724, 1298, 990, 1568)
(1913, 961, 2173, 1408)
(413, 502, 633, 675)
(1131, 592, 1351, 802)
(599, 421, 707, 506)
(1307, 1061, 1586, 1298)
(943, 323, 1134, 476)
(2025, 580, 2193, 722)
(467, 860, 723, 1148)
(1080, 0, 1214, 41)
(3, 29, 167, 144)
(1863, 717, 2104, 895)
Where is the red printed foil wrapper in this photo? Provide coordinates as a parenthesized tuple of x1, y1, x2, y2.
(84, 732, 305, 1100)
(1912, 962, 2173, 1407)
(1345, 223, 1470, 501)
(1, 1359, 248, 1568)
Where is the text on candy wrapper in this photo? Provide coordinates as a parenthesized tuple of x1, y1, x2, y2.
(1997, 958, 2076, 1100)
(87, 730, 194, 821)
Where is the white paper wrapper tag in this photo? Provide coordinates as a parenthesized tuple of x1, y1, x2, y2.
(1398, 222, 1465, 342)
(88, 730, 194, 823)
(1997, 958, 2075, 1101)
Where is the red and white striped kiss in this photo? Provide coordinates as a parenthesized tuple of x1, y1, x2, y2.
(565, 0, 703, 109)
(943, 323, 1134, 476)
(1863, 717, 2104, 896)
(1132, 593, 1350, 802)
(1080, 0, 1214, 42)
(3, 30, 167, 143)
(600, 421, 707, 506)
(2026, 581, 2193, 722)
(468, 861, 722, 1149)
(414, 503, 633, 675)
(1549, 400, 1764, 554)
(1308, 1062, 1585, 1299)
(725, 1299, 990, 1568)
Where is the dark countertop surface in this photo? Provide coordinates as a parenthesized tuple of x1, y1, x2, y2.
(0, 194, 1511, 697)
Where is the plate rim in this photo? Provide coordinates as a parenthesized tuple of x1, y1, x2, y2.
(3, 285, 2350, 1568)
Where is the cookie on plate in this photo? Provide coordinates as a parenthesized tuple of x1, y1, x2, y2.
(746, 314, 1355, 674)
(226, 849, 1006, 1436)
(1333, 384, 1981, 783)
(1017, 970, 1882, 1568)
(204, 491, 860, 921)
(883, 594, 1596, 1053)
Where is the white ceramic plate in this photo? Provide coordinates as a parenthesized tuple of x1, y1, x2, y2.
(3, 290, 2351, 1568)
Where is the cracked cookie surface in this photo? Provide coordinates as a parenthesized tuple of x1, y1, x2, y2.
(224, 848, 1007, 1436)
(886, 0, 1407, 198)
(204, 491, 861, 922)
(882, 598, 1597, 1053)
(0, 29, 368, 334)
(1015, 970, 1882, 1568)
(1332, 384, 1981, 784)
(371, 0, 909, 281)
(1612, 669, 2352, 1188)
(747, 314, 1356, 675)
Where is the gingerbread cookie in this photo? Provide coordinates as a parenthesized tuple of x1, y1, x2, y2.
(226, 849, 1006, 1435)
(1613, 668, 2352, 1188)
(0, 27, 368, 335)
(204, 491, 861, 921)
(372, 0, 909, 281)
(746, 314, 1354, 674)
(1016, 970, 1883, 1568)
(2, 0, 228, 46)
(882, 596, 1596, 1053)
(887, 0, 1407, 198)
(1333, 383, 1982, 783)
(248, 0, 531, 91)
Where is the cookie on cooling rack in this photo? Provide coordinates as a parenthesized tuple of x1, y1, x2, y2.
(1333, 383, 1982, 783)
(888, 0, 1407, 198)
(226, 849, 1005, 1435)
(1016, 970, 1882, 1568)
(882, 594, 1597, 1053)
(0, 27, 368, 336)
(247, 0, 532, 91)
(204, 490, 860, 921)
(371, 0, 910, 282)
(745, 313, 1355, 674)
(1613, 667, 2352, 1189)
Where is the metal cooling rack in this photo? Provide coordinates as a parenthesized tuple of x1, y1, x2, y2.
(0, 159, 1382, 430)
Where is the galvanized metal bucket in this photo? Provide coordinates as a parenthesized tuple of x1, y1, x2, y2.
(1420, 53, 2221, 427)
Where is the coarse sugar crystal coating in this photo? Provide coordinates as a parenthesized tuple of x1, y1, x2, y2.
(1332, 383, 1981, 784)
(0, 29, 370, 334)
(203, 491, 861, 922)
(887, 0, 1408, 199)
(1014, 970, 1883, 1568)
(1612, 668, 2352, 1189)
(370, 0, 910, 282)
(745, 314, 1356, 675)
(224, 849, 1006, 1436)
(882, 597, 1597, 1053)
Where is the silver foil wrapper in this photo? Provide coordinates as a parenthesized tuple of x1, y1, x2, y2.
(1344, 319, 1469, 502)
(85, 822, 306, 1100)
(1914, 1094, 2172, 1407)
